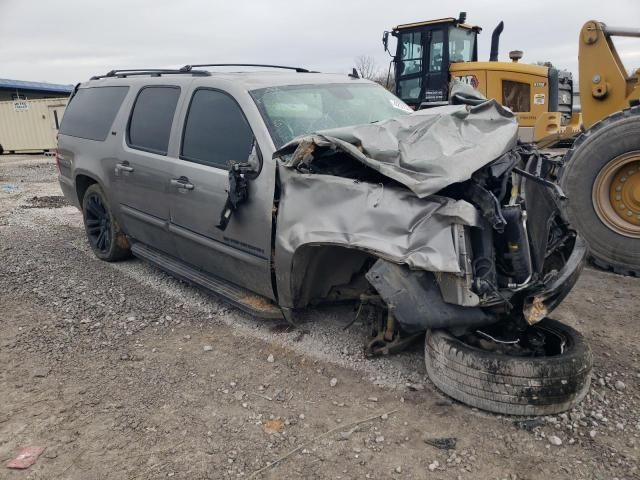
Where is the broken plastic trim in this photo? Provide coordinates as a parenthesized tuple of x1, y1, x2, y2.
(523, 236, 587, 324)
(513, 167, 567, 201)
(366, 259, 495, 333)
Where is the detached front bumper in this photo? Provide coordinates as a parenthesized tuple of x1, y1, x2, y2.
(366, 233, 587, 334)
(523, 235, 587, 324)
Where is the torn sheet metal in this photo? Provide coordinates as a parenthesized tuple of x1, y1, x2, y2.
(449, 79, 489, 106)
(274, 167, 481, 308)
(275, 99, 518, 198)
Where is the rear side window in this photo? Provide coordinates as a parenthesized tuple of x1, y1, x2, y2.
(127, 86, 180, 155)
(58, 86, 129, 141)
(181, 89, 254, 169)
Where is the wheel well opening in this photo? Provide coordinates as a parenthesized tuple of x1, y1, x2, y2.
(290, 245, 375, 308)
(75, 175, 98, 205)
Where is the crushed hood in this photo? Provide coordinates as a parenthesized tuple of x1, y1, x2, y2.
(274, 99, 519, 198)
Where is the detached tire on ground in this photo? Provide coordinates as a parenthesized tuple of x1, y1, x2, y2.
(424, 319, 592, 416)
(82, 183, 130, 261)
(559, 106, 640, 276)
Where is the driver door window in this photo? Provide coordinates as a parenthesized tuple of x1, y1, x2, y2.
(181, 89, 254, 169)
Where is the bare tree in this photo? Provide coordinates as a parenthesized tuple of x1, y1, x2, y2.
(353, 55, 395, 92)
(373, 68, 395, 92)
(354, 55, 378, 80)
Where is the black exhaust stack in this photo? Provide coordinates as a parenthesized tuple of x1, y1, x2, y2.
(489, 21, 504, 61)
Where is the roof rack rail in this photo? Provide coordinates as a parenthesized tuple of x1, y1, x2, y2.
(181, 63, 312, 73)
(90, 68, 211, 80)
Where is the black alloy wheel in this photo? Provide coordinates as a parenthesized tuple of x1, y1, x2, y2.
(81, 183, 130, 261)
(85, 191, 112, 254)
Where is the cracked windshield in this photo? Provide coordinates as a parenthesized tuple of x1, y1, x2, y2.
(251, 83, 413, 147)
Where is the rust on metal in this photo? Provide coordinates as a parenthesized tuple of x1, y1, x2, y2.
(523, 296, 548, 325)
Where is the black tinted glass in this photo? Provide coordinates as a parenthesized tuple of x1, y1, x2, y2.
(181, 89, 254, 169)
(58, 86, 129, 141)
(128, 86, 180, 155)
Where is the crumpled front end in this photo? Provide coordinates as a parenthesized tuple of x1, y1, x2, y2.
(273, 100, 584, 338)
(363, 146, 586, 333)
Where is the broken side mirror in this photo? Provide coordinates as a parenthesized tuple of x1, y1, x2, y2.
(216, 141, 261, 231)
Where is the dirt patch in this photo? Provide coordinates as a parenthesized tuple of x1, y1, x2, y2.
(21, 195, 68, 209)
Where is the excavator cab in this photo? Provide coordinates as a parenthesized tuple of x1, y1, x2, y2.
(383, 12, 480, 108)
(384, 13, 579, 145)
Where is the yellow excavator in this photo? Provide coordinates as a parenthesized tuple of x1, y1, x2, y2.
(383, 15, 640, 275)
(382, 13, 581, 145)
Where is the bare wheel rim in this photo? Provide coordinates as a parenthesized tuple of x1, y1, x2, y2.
(85, 192, 112, 253)
(592, 151, 640, 238)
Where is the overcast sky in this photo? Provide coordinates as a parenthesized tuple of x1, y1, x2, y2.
(1, 0, 639, 86)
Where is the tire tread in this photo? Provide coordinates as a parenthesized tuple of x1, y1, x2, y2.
(424, 319, 593, 415)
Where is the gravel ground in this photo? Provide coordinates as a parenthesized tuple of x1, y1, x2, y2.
(0, 155, 638, 479)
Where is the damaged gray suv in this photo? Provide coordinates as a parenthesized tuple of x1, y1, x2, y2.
(57, 65, 591, 415)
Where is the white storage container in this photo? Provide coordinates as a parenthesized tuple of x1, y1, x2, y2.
(0, 97, 68, 153)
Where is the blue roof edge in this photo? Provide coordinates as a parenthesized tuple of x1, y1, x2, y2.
(0, 78, 74, 94)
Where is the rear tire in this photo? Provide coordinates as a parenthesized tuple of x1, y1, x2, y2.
(559, 107, 640, 276)
(82, 184, 130, 261)
(424, 319, 592, 415)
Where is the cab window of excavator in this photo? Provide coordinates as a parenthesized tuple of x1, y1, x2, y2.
(399, 31, 422, 76)
(428, 30, 444, 72)
(449, 27, 475, 63)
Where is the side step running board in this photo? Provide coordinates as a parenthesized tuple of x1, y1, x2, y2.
(131, 243, 283, 319)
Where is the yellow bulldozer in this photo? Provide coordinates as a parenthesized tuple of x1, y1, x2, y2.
(383, 14, 640, 275)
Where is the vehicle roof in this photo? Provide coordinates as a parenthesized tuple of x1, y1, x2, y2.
(393, 18, 481, 32)
(81, 71, 374, 91)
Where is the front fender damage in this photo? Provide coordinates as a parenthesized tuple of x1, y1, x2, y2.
(274, 165, 481, 308)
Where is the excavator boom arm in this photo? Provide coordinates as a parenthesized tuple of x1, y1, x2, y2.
(579, 20, 640, 129)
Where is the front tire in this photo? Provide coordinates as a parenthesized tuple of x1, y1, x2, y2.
(424, 319, 592, 415)
(82, 183, 130, 261)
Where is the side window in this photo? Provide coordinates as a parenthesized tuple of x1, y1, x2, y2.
(128, 86, 180, 155)
(449, 27, 475, 63)
(181, 89, 254, 169)
(59, 86, 129, 141)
